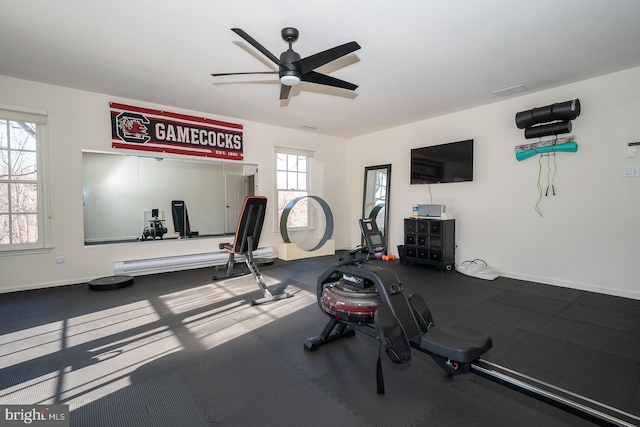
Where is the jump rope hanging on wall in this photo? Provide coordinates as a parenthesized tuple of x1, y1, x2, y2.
(514, 99, 581, 216)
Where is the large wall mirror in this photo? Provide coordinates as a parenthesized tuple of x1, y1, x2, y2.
(82, 151, 257, 245)
(362, 164, 391, 249)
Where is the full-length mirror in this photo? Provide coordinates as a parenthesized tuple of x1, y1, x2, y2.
(82, 151, 257, 245)
(362, 164, 391, 249)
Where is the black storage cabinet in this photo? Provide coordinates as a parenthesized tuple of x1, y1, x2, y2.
(403, 218, 455, 271)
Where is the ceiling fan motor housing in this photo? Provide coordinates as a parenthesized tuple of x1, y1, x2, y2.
(279, 49, 301, 85)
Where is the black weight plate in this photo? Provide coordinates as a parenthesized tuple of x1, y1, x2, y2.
(88, 275, 134, 291)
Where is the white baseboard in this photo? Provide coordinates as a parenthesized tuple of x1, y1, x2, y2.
(497, 270, 640, 300)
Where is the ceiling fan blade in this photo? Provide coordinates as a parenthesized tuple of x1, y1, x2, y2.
(295, 41, 361, 75)
(301, 71, 358, 91)
(211, 71, 278, 77)
(279, 85, 292, 100)
(231, 28, 281, 66)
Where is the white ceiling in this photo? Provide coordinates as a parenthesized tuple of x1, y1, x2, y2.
(2, 0, 640, 138)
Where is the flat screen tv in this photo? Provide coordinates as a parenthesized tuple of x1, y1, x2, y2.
(410, 139, 474, 184)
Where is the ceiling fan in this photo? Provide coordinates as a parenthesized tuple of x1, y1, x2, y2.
(211, 28, 361, 100)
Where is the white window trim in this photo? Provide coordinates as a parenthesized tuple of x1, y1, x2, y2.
(274, 147, 314, 232)
(0, 107, 51, 253)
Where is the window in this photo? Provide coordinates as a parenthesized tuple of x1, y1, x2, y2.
(0, 109, 48, 250)
(276, 150, 309, 228)
(373, 169, 387, 207)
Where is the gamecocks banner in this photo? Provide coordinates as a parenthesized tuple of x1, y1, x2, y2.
(110, 102, 244, 160)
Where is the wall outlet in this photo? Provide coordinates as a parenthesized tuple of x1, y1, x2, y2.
(624, 165, 640, 177)
(55, 252, 65, 263)
(627, 145, 637, 158)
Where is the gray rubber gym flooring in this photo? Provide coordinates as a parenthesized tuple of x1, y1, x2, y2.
(1, 254, 638, 426)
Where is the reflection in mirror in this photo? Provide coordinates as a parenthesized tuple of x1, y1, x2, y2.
(82, 151, 257, 245)
(362, 164, 391, 249)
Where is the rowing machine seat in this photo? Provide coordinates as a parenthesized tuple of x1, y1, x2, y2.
(415, 324, 492, 363)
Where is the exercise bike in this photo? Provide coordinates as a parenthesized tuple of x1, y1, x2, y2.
(304, 219, 638, 427)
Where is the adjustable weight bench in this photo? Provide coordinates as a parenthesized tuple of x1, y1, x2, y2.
(214, 196, 294, 306)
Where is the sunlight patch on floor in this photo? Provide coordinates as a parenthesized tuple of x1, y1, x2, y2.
(159, 274, 283, 315)
(164, 275, 316, 350)
(61, 328, 184, 407)
(1, 273, 316, 409)
(0, 321, 64, 369)
(66, 300, 161, 347)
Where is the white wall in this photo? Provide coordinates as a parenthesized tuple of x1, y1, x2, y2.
(0, 75, 349, 292)
(2, 68, 639, 299)
(347, 66, 640, 299)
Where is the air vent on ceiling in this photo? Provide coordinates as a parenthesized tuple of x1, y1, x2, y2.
(492, 84, 529, 98)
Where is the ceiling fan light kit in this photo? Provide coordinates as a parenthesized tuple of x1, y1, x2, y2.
(280, 75, 300, 86)
(211, 27, 360, 100)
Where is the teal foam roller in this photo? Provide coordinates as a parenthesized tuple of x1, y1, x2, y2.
(516, 141, 578, 161)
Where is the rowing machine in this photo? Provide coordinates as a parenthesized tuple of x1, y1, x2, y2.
(303, 221, 638, 427)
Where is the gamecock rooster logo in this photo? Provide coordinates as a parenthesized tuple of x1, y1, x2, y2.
(115, 112, 151, 143)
